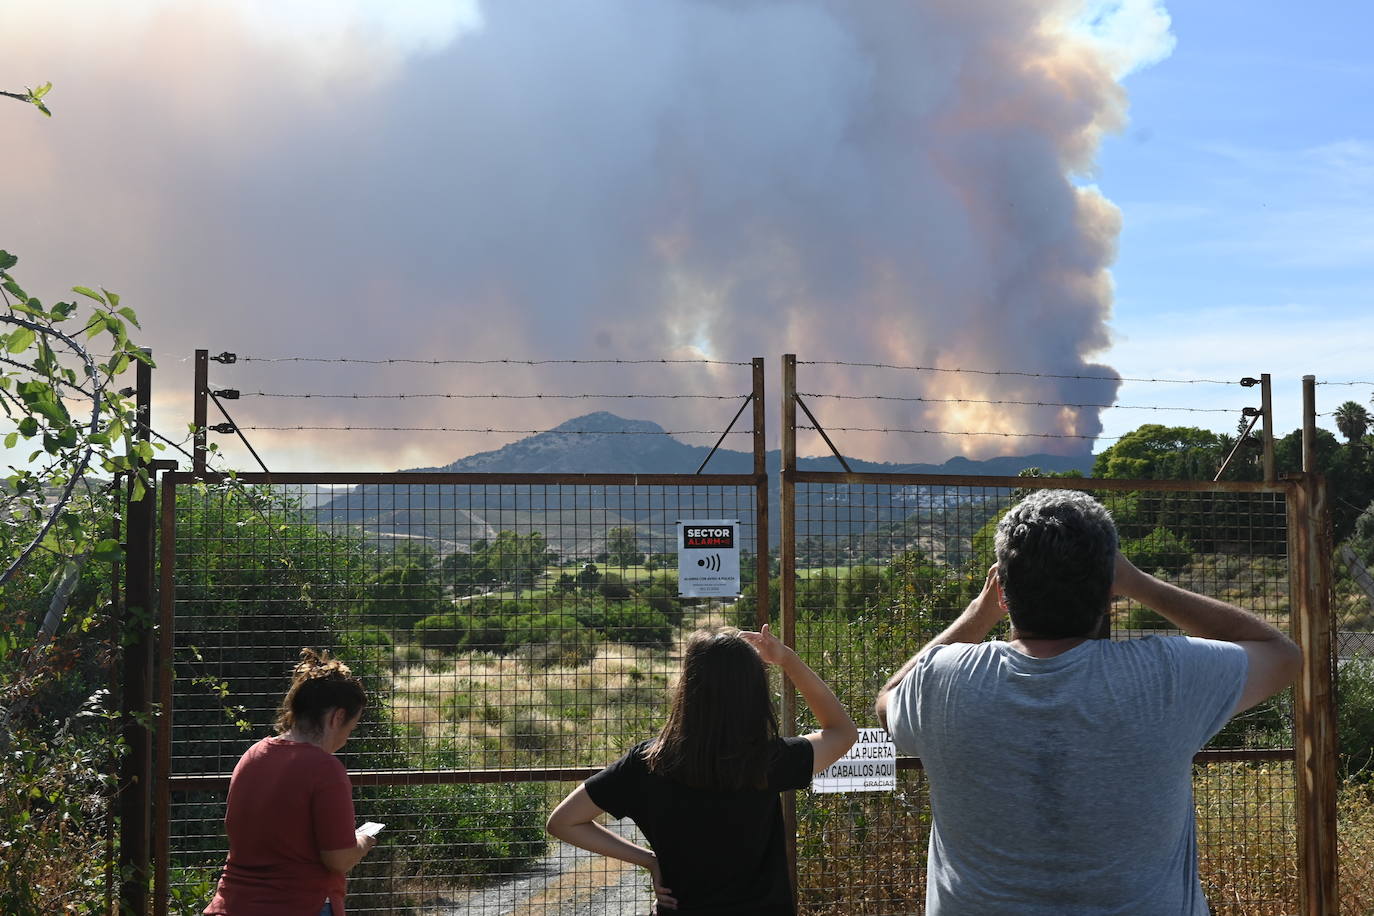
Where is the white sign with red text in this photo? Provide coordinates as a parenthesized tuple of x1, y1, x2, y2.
(676, 519, 740, 597)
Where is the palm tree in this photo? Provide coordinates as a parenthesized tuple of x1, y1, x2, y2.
(1334, 400, 1371, 445)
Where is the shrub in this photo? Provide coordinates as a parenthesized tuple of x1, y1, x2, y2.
(732, 576, 780, 629)
(350, 781, 547, 896)
(413, 612, 468, 650)
(641, 573, 692, 625)
(1337, 657, 1374, 780)
(1123, 605, 1173, 630)
(598, 572, 632, 600)
(1122, 526, 1193, 576)
(598, 602, 672, 648)
(465, 616, 508, 654)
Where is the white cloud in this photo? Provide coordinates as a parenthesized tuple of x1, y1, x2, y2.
(1073, 0, 1176, 78)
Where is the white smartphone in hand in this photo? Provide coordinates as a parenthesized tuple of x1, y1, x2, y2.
(357, 821, 385, 838)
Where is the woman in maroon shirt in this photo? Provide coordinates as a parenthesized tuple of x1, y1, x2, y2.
(205, 649, 376, 916)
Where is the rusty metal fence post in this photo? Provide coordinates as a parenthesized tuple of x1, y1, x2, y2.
(779, 353, 800, 898)
(753, 357, 771, 629)
(1291, 373, 1339, 915)
(119, 353, 156, 916)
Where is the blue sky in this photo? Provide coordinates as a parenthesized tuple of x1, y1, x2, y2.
(1096, 1, 1374, 442)
(3, 1, 1371, 471)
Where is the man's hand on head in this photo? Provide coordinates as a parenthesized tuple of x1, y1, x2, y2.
(876, 564, 1006, 731)
(969, 564, 1005, 627)
(1111, 552, 1148, 600)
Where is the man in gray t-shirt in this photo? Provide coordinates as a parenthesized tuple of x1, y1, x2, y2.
(875, 490, 1301, 915)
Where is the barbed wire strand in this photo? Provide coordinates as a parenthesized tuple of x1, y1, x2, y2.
(1335, 495, 1374, 522)
(234, 356, 751, 367)
(797, 392, 1239, 413)
(240, 391, 748, 401)
(798, 361, 1235, 385)
(1316, 381, 1374, 387)
(798, 425, 1125, 442)
(237, 426, 751, 435)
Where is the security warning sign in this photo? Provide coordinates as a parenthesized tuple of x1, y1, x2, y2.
(677, 519, 740, 597)
(811, 727, 897, 794)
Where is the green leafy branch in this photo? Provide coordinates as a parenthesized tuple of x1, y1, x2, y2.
(0, 82, 53, 118)
(1, 251, 157, 642)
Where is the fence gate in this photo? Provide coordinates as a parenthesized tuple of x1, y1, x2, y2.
(155, 470, 769, 914)
(148, 350, 1343, 915)
(778, 356, 1339, 914)
(154, 365, 773, 914)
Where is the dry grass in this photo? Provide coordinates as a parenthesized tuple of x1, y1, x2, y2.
(1338, 782, 1374, 912)
(383, 608, 740, 769)
(793, 763, 1374, 915)
(1196, 763, 1298, 914)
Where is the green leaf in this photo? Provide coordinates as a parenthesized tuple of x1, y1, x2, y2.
(91, 538, 124, 562)
(34, 101, 51, 118)
(3, 279, 29, 302)
(0, 251, 16, 270)
(32, 82, 52, 100)
(9, 300, 45, 318)
(116, 305, 139, 325)
(6, 326, 35, 353)
(3, 432, 16, 448)
(105, 289, 121, 308)
(72, 286, 105, 304)
(18, 417, 38, 437)
(85, 313, 107, 339)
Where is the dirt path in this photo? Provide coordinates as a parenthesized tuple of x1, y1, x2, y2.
(437, 820, 655, 915)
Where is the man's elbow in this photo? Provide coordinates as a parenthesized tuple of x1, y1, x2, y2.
(873, 691, 890, 731)
(1279, 637, 1303, 685)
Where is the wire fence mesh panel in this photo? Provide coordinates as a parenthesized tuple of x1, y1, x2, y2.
(163, 474, 760, 915)
(785, 476, 1297, 915)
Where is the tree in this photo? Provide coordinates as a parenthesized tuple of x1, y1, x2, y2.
(370, 559, 444, 629)
(1092, 425, 1224, 481)
(1334, 401, 1370, 446)
(446, 531, 554, 590)
(604, 527, 643, 567)
(0, 254, 161, 912)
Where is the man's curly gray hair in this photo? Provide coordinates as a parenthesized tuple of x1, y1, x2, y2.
(995, 489, 1118, 638)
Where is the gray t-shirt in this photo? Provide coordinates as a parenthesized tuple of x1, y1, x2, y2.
(885, 636, 1248, 915)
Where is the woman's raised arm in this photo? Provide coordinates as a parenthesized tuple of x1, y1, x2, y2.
(740, 624, 858, 773)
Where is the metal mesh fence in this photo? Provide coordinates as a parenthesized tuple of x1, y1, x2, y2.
(1335, 647, 1374, 912)
(162, 475, 760, 915)
(156, 470, 1339, 914)
(786, 477, 1297, 915)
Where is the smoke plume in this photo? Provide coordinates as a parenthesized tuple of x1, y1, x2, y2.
(5, 0, 1173, 470)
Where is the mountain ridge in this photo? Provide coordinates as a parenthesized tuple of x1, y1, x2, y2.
(407, 410, 1096, 477)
